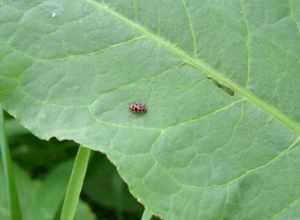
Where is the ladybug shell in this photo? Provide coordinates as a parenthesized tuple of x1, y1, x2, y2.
(129, 103, 147, 113)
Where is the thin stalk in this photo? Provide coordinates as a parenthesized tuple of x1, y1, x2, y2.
(60, 146, 91, 220)
(141, 209, 152, 220)
(0, 106, 22, 220)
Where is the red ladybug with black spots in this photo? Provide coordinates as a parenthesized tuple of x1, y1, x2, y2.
(128, 103, 147, 113)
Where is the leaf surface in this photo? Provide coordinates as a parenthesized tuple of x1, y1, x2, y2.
(0, 0, 300, 219)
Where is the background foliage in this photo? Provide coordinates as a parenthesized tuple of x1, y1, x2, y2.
(1, 114, 144, 220)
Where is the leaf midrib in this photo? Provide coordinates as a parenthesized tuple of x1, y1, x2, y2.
(86, 0, 300, 135)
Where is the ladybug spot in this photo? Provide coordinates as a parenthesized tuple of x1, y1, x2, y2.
(129, 103, 147, 113)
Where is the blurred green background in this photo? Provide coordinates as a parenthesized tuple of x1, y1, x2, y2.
(1, 112, 158, 220)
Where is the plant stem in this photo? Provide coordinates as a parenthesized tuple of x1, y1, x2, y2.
(60, 146, 91, 220)
(0, 106, 22, 220)
(141, 209, 152, 220)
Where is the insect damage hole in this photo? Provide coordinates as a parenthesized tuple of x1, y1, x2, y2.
(207, 77, 235, 96)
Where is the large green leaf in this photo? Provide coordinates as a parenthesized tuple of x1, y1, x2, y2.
(0, 0, 300, 219)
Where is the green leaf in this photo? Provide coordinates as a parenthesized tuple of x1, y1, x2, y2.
(141, 209, 152, 220)
(0, 0, 300, 219)
(0, 160, 72, 220)
(74, 201, 97, 220)
(5, 118, 30, 138)
(83, 153, 142, 213)
(0, 160, 96, 220)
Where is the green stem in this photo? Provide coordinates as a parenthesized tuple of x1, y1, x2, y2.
(60, 146, 91, 220)
(0, 106, 22, 220)
(141, 209, 152, 220)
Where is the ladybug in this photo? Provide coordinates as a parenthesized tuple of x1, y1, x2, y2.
(129, 103, 147, 113)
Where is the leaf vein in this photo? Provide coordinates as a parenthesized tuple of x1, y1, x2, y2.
(240, 0, 251, 87)
(8, 35, 145, 62)
(272, 187, 300, 219)
(181, 0, 198, 57)
(289, 0, 300, 35)
(162, 99, 245, 131)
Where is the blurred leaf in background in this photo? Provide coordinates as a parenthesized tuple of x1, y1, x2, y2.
(5, 117, 77, 175)
(0, 159, 96, 220)
(83, 154, 143, 220)
(2, 115, 144, 220)
(75, 201, 97, 220)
